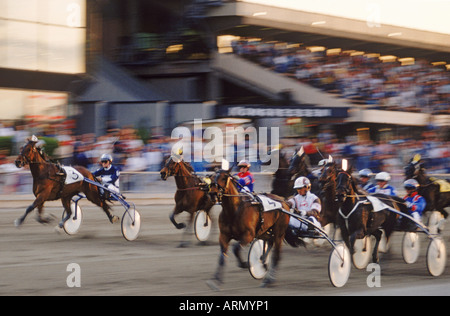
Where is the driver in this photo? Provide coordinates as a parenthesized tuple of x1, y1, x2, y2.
(367, 171, 397, 196)
(403, 179, 426, 226)
(93, 153, 121, 199)
(236, 160, 255, 192)
(287, 176, 322, 232)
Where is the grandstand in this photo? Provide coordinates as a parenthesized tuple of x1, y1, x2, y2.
(77, 0, 449, 139)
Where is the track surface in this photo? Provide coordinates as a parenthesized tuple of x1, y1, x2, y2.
(0, 202, 449, 296)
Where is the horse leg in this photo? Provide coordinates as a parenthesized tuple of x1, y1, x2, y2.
(261, 238, 281, 288)
(371, 229, 383, 264)
(15, 197, 45, 227)
(233, 229, 254, 269)
(170, 206, 186, 230)
(84, 187, 118, 224)
(102, 202, 119, 224)
(207, 233, 231, 290)
(36, 203, 55, 224)
(232, 242, 249, 269)
(178, 211, 195, 248)
(58, 197, 73, 228)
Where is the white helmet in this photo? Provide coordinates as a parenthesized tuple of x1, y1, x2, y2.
(358, 168, 372, 178)
(375, 171, 390, 182)
(293, 176, 311, 190)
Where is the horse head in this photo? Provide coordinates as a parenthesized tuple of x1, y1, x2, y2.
(404, 154, 423, 180)
(288, 146, 309, 178)
(335, 159, 355, 203)
(160, 150, 194, 180)
(213, 159, 234, 189)
(15, 136, 41, 168)
(319, 158, 337, 184)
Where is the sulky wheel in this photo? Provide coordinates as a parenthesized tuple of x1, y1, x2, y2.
(402, 232, 420, 264)
(328, 243, 351, 288)
(194, 210, 212, 242)
(426, 237, 447, 277)
(248, 239, 272, 280)
(62, 203, 83, 235)
(121, 209, 141, 241)
(352, 236, 372, 269)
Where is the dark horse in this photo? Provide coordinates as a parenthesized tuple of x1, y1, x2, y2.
(271, 147, 317, 198)
(160, 154, 216, 247)
(318, 161, 339, 229)
(404, 155, 449, 220)
(14, 137, 118, 228)
(208, 168, 290, 288)
(335, 163, 401, 264)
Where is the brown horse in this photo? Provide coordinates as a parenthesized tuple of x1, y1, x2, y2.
(160, 154, 216, 247)
(14, 137, 119, 228)
(208, 168, 290, 288)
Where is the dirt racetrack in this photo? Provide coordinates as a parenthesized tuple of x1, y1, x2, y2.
(0, 198, 449, 296)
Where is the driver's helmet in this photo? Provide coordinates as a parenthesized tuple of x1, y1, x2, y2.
(404, 179, 419, 190)
(375, 171, 391, 182)
(293, 176, 311, 190)
(238, 160, 251, 168)
(100, 153, 113, 163)
(358, 168, 372, 178)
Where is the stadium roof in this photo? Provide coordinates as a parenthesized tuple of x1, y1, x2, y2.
(205, 1, 450, 63)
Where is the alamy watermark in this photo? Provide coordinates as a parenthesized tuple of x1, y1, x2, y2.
(66, 263, 81, 288)
(367, 263, 381, 288)
(170, 119, 280, 172)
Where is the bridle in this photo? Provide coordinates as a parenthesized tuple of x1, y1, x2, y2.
(336, 170, 355, 203)
(15, 142, 42, 167)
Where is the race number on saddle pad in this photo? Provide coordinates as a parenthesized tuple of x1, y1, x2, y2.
(62, 166, 85, 185)
(256, 194, 283, 212)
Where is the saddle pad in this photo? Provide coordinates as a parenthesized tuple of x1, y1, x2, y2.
(366, 196, 392, 213)
(256, 194, 283, 212)
(62, 166, 85, 185)
(433, 179, 450, 193)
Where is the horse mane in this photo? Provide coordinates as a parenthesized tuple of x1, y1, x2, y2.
(37, 148, 52, 162)
(182, 161, 195, 173)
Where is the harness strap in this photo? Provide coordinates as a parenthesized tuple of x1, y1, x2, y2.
(338, 200, 368, 231)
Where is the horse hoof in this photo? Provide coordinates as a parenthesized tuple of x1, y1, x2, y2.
(36, 215, 55, 225)
(206, 279, 221, 292)
(177, 241, 191, 248)
(261, 277, 275, 288)
(54, 225, 64, 234)
(110, 215, 119, 224)
(14, 218, 23, 227)
(238, 262, 249, 269)
(176, 223, 186, 230)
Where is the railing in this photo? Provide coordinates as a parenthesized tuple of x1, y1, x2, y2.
(1, 171, 448, 196)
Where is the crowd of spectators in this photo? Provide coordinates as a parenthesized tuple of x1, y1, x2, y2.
(1, 120, 448, 194)
(281, 129, 449, 176)
(231, 39, 450, 115)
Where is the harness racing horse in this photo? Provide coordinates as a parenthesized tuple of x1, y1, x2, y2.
(271, 147, 317, 198)
(404, 155, 449, 221)
(160, 154, 216, 247)
(318, 161, 339, 228)
(335, 162, 400, 265)
(14, 136, 119, 228)
(208, 168, 290, 288)
(270, 151, 293, 198)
